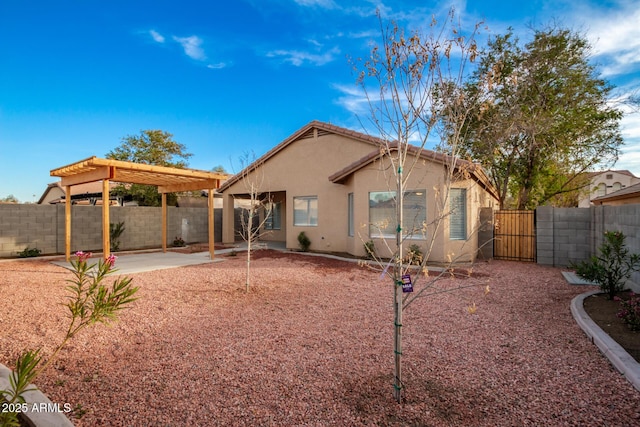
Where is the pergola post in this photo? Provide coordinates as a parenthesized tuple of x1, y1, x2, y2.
(65, 185, 72, 261)
(102, 179, 110, 259)
(208, 188, 215, 260)
(162, 193, 167, 253)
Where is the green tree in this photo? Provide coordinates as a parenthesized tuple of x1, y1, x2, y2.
(455, 26, 623, 209)
(211, 164, 228, 174)
(106, 130, 192, 206)
(0, 195, 19, 203)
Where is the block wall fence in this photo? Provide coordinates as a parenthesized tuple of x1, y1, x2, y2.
(536, 204, 640, 286)
(0, 204, 222, 258)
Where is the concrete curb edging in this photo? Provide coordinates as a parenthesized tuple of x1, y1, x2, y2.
(571, 290, 640, 392)
(0, 363, 75, 426)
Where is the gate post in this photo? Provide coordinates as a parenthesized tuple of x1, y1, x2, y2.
(478, 207, 494, 260)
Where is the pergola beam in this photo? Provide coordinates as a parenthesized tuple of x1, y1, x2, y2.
(158, 179, 218, 193)
(60, 166, 113, 187)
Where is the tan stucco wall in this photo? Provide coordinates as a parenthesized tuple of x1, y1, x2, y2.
(346, 157, 495, 263)
(221, 130, 496, 263)
(221, 130, 377, 249)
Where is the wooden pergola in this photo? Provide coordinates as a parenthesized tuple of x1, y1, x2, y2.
(50, 156, 226, 261)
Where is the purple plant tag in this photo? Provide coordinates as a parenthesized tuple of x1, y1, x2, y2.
(401, 274, 413, 293)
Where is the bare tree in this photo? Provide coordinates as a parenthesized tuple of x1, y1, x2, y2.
(235, 152, 273, 293)
(353, 9, 487, 402)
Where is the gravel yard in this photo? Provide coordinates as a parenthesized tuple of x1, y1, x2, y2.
(1, 251, 639, 426)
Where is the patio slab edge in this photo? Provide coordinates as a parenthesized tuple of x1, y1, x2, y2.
(570, 290, 640, 392)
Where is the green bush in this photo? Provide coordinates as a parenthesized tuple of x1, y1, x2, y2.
(0, 252, 137, 426)
(572, 231, 640, 300)
(364, 240, 376, 259)
(173, 236, 186, 247)
(297, 232, 311, 252)
(110, 221, 125, 251)
(17, 247, 41, 258)
(407, 244, 423, 265)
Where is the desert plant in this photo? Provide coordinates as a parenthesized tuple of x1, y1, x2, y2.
(16, 247, 41, 258)
(0, 252, 138, 425)
(616, 292, 640, 331)
(407, 244, 423, 265)
(297, 232, 311, 252)
(572, 231, 640, 300)
(110, 221, 125, 251)
(173, 236, 186, 247)
(363, 240, 376, 260)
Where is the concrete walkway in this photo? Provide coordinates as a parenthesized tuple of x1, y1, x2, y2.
(50, 241, 287, 275)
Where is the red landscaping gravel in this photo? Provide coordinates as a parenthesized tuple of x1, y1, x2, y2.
(1, 252, 639, 426)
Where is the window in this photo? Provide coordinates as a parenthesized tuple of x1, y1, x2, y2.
(612, 182, 622, 192)
(264, 202, 281, 230)
(606, 174, 613, 180)
(369, 190, 426, 238)
(449, 188, 467, 240)
(348, 193, 354, 237)
(293, 196, 318, 226)
(596, 183, 606, 197)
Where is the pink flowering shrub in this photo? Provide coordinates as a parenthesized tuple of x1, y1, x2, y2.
(1, 252, 137, 425)
(616, 292, 640, 331)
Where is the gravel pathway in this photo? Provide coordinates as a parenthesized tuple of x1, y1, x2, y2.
(1, 253, 639, 426)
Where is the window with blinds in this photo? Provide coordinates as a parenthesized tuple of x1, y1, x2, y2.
(449, 188, 467, 240)
(369, 190, 426, 238)
(293, 196, 318, 226)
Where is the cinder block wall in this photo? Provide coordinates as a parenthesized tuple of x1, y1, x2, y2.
(536, 205, 640, 283)
(0, 204, 58, 256)
(592, 204, 640, 285)
(0, 204, 221, 258)
(536, 206, 592, 267)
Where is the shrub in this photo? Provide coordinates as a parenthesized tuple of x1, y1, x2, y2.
(0, 252, 137, 426)
(17, 247, 41, 258)
(616, 292, 640, 331)
(572, 231, 640, 300)
(297, 232, 311, 252)
(407, 244, 423, 265)
(110, 221, 125, 251)
(364, 240, 376, 260)
(173, 236, 186, 247)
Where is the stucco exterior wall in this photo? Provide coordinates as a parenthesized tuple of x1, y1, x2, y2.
(347, 157, 495, 263)
(221, 130, 377, 251)
(578, 171, 640, 207)
(220, 128, 497, 263)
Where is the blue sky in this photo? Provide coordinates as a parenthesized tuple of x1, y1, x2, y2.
(1, 0, 639, 203)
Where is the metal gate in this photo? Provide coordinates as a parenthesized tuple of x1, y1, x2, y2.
(494, 210, 536, 262)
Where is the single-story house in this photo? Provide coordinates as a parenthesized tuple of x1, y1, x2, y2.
(218, 121, 498, 263)
(592, 182, 640, 206)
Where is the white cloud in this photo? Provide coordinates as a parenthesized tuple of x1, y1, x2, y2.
(173, 35, 207, 61)
(294, 0, 338, 8)
(207, 62, 228, 69)
(333, 83, 376, 116)
(266, 46, 340, 66)
(149, 30, 165, 43)
(575, 1, 640, 78)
